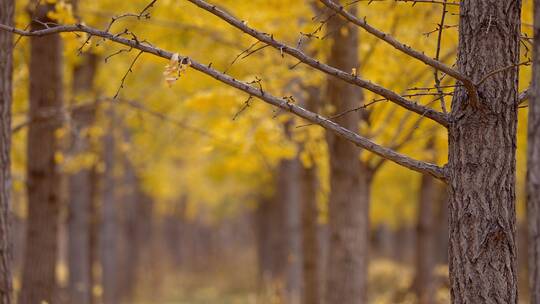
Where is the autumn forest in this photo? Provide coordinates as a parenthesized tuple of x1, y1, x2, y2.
(0, 0, 539, 303)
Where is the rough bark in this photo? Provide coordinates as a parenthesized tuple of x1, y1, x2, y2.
(67, 53, 97, 304)
(448, 1, 521, 303)
(414, 170, 439, 304)
(18, 4, 64, 303)
(0, 0, 13, 302)
(325, 3, 371, 304)
(528, 0, 540, 302)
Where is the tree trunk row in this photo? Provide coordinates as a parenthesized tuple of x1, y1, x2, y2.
(0, 0, 14, 302)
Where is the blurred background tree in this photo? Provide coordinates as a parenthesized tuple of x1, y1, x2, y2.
(1, 0, 535, 303)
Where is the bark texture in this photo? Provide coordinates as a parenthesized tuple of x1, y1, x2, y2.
(325, 3, 371, 304)
(19, 4, 64, 304)
(528, 0, 540, 302)
(448, 1, 521, 303)
(67, 54, 97, 304)
(0, 0, 13, 302)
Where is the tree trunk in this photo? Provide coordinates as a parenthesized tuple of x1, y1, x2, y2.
(300, 86, 322, 304)
(101, 105, 118, 304)
(435, 187, 449, 265)
(325, 3, 371, 304)
(19, 4, 64, 303)
(88, 165, 99, 304)
(255, 156, 302, 304)
(301, 161, 321, 304)
(163, 198, 186, 269)
(448, 1, 521, 303)
(67, 53, 97, 304)
(0, 0, 13, 302)
(67, 107, 94, 304)
(414, 171, 439, 304)
(255, 197, 281, 287)
(281, 158, 302, 304)
(528, 0, 540, 302)
(118, 149, 145, 302)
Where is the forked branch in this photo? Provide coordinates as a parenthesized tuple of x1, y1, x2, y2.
(0, 22, 447, 180)
(319, 0, 480, 109)
(186, 0, 449, 127)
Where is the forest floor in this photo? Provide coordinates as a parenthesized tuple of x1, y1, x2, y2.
(134, 258, 452, 304)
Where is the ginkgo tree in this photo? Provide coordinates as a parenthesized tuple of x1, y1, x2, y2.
(0, 0, 528, 303)
(0, 0, 13, 302)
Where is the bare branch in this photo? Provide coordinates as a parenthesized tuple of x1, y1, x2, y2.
(0, 22, 447, 180)
(232, 95, 254, 120)
(114, 50, 143, 99)
(117, 98, 221, 139)
(84, 9, 242, 49)
(433, 0, 448, 113)
(320, 0, 480, 109)
(519, 88, 530, 104)
(348, 0, 460, 5)
(186, 0, 449, 127)
(476, 60, 531, 86)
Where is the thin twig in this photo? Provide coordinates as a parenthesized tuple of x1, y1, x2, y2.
(187, 0, 449, 127)
(232, 95, 254, 120)
(114, 51, 143, 99)
(433, 0, 448, 113)
(476, 60, 531, 86)
(0, 22, 447, 180)
(320, 0, 480, 110)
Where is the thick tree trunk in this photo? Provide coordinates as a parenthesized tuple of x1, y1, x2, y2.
(19, 4, 64, 303)
(325, 3, 371, 304)
(67, 53, 97, 304)
(414, 172, 439, 304)
(528, 0, 540, 302)
(101, 105, 118, 304)
(0, 0, 13, 302)
(448, 1, 521, 303)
